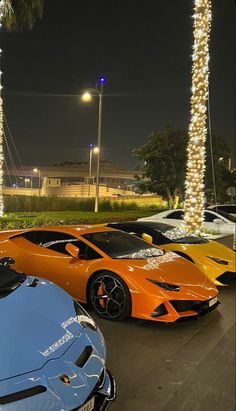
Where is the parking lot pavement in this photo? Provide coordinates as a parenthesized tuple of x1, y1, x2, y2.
(88, 284, 236, 411)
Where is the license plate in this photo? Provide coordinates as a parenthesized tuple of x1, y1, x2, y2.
(209, 297, 217, 307)
(78, 397, 95, 411)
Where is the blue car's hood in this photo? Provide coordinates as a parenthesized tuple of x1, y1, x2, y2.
(0, 277, 84, 381)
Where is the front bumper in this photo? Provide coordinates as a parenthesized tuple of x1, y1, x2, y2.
(82, 370, 116, 411)
(151, 297, 219, 322)
(216, 271, 236, 285)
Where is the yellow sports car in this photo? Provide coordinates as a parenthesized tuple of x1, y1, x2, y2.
(108, 221, 236, 286)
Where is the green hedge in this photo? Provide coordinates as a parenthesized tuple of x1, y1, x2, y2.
(0, 210, 159, 229)
(3, 196, 148, 213)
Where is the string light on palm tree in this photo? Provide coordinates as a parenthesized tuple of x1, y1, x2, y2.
(184, 0, 212, 234)
(0, 0, 44, 217)
(0, 1, 10, 216)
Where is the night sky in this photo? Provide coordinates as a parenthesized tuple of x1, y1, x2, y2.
(1, 0, 235, 169)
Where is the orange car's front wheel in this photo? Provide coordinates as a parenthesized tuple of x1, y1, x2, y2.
(89, 271, 131, 320)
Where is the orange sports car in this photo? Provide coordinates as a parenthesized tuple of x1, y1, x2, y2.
(0, 225, 219, 323)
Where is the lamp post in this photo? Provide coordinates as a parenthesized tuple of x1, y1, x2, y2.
(81, 76, 105, 212)
(24, 178, 31, 188)
(88, 145, 99, 197)
(33, 168, 41, 196)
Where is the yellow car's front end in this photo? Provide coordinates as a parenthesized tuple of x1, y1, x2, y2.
(162, 240, 236, 286)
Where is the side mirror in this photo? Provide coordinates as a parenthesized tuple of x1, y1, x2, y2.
(65, 243, 80, 258)
(213, 218, 224, 224)
(142, 233, 153, 244)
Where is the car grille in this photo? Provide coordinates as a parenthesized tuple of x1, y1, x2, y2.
(71, 370, 115, 411)
(170, 299, 219, 315)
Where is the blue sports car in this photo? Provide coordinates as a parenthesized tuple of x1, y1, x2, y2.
(0, 257, 115, 411)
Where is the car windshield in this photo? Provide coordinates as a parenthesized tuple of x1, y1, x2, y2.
(214, 210, 236, 223)
(142, 222, 208, 244)
(82, 231, 164, 259)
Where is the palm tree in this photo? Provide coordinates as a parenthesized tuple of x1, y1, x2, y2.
(0, 0, 44, 216)
(184, 0, 212, 233)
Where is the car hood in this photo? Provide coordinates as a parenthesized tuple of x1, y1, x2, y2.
(0, 277, 85, 381)
(114, 251, 214, 289)
(175, 240, 236, 262)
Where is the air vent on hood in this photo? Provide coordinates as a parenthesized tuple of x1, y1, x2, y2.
(27, 278, 39, 287)
(0, 386, 47, 404)
(75, 346, 93, 368)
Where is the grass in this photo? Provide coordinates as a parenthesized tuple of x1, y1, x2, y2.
(0, 210, 159, 229)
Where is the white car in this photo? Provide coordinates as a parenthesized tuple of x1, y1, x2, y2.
(138, 208, 236, 236)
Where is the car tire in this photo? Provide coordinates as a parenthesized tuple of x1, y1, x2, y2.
(89, 271, 131, 320)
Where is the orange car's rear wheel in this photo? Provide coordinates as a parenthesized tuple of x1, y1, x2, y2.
(89, 271, 131, 320)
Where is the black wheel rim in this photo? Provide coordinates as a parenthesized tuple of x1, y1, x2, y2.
(90, 275, 127, 319)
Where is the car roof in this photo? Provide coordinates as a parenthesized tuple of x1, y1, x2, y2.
(8, 225, 117, 238)
(109, 221, 175, 231)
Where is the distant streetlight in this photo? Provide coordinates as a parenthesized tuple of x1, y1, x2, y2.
(33, 168, 41, 196)
(81, 76, 105, 212)
(24, 178, 32, 189)
(88, 145, 99, 197)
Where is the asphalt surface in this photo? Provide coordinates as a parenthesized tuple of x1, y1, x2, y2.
(88, 284, 236, 411)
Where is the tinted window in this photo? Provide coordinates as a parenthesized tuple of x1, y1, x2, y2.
(210, 205, 236, 215)
(45, 238, 102, 260)
(21, 231, 73, 246)
(204, 212, 219, 222)
(214, 210, 236, 223)
(82, 231, 164, 259)
(167, 211, 184, 220)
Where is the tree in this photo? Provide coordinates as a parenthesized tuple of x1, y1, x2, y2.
(133, 126, 188, 209)
(133, 126, 233, 209)
(2, 0, 44, 31)
(0, 0, 44, 216)
(205, 134, 234, 204)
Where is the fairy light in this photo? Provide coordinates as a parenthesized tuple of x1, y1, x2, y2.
(184, 0, 212, 234)
(0, 0, 5, 216)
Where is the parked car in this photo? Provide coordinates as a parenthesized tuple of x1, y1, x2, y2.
(207, 204, 236, 217)
(0, 257, 115, 411)
(107, 221, 236, 285)
(0, 225, 219, 323)
(138, 208, 236, 236)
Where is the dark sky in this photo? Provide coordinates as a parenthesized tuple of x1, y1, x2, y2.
(1, 0, 235, 169)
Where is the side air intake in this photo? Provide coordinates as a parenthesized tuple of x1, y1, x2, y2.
(75, 346, 93, 368)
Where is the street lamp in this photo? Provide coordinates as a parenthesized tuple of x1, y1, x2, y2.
(81, 76, 105, 212)
(24, 178, 32, 189)
(88, 145, 99, 197)
(33, 168, 41, 196)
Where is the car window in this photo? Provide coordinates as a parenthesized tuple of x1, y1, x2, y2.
(167, 211, 184, 220)
(215, 210, 236, 223)
(20, 230, 74, 246)
(211, 205, 236, 215)
(45, 238, 102, 260)
(82, 231, 164, 259)
(204, 212, 220, 222)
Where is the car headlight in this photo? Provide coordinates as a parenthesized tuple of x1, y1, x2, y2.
(147, 278, 180, 291)
(207, 256, 228, 265)
(74, 301, 97, 331)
